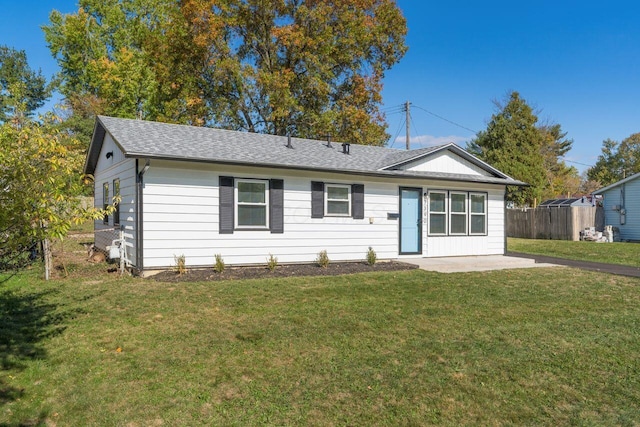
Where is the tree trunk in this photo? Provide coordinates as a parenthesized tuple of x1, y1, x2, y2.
(43, 238, 51, 281)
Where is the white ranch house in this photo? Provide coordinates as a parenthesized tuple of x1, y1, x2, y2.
(84, 116, 525, 274)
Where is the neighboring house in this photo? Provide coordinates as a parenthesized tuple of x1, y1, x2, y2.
(593, 172, 640, 241)
(84, 116, 526, 274)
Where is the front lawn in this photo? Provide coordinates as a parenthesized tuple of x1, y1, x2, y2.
(1, 265, 639, 425)
(508, 237, 640, 267)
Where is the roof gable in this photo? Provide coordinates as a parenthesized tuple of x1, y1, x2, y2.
(84, 116, 525, 186)
(386, 148, 491, 177)
(380, 143, 511, 179)
(593, 172, 640, 195)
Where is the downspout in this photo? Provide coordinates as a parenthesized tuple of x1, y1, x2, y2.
(504, 190, 508, 255)
(136, 159, 150, 274)
(620, 183, 626, 225)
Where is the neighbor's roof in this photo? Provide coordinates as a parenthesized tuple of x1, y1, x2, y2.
(592, 172, 640, 195)
(84, 116, 526, 186)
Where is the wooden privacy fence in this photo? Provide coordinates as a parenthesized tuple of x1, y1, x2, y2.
(507, 206, 604, 241)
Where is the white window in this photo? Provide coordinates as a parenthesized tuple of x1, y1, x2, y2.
(449, 192, 467, 235)
(469, 192, 487, 235)
(235, 179, 269, 228)
(325, 184, 351, 216)
(428, 190, 447, 235)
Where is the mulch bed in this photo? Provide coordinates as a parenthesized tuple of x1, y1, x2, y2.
(152, 261, 418, 282)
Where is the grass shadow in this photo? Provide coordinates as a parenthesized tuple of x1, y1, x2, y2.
(0, 287, 70, 422)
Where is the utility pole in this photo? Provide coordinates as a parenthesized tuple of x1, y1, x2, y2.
(404, 101, 411, 150)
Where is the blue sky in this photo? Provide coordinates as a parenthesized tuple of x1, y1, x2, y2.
(2, 1, 639, 173)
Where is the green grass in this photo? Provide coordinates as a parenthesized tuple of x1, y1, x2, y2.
(509, 237, 640, 267)
(2, 264, 640, 425)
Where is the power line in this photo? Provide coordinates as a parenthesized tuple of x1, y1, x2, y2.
(412, 105, 478, 134)
(387, 102, 593, 169)
(381, 104, 404, 112)
(409, 110, 421, 147)
(561, 158, 593, 168)
(389, 115, 406, 149)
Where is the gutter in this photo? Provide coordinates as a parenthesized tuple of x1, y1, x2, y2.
(122, 153, 528, 187)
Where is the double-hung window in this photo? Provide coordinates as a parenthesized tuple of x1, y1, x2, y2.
(102, 182, 109, 224)
(449, 192, 467, 235)
(428, 191, 447, 235)
(325, 184, 351, 216)
(235, 179, 269, 228)
(469, 192, 487, 235)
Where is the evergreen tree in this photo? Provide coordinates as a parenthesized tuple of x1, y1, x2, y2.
(469, 92, 547, 206)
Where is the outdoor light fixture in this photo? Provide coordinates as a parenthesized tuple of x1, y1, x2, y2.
(106, 151, 113, 159)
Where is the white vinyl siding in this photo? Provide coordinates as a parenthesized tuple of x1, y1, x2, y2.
(140, 162, 403, 268)
(325, 184, 351, 216)
(400, 150, 492, 176)
(92, 133, 137, 266)
(138, 161, 507, 268)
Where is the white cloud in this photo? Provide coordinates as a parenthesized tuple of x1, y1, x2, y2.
(393, 134, 473, 149)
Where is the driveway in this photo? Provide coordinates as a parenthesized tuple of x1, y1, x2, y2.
(507, 252, 640, 278)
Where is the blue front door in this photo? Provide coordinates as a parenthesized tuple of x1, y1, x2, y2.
(400, 188, 422, 254)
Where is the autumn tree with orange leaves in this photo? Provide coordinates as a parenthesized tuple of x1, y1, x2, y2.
(45, 0, 407, 145)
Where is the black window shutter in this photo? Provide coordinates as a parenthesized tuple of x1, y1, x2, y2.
(352, 184, 365, 219)
(311, 181, 324, 218)
(219, 176, 234, 234)
(270, 179, 284, 233)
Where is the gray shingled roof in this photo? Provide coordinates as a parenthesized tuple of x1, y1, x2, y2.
(85, 116, 526, 186)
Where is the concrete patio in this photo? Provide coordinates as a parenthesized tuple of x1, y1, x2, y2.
(401, 255, 559, 273)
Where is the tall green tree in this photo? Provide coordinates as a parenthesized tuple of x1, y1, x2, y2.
(587, 133, 640, 186)
(44, 0, 407, 145)
(0, 46, 51, 123)
(469, 92, 578, 205)
(44, 0, 207, 140)
(539, 123, 580, 198)
(468, 92, 548, 206)
(188, 0, 407, 143)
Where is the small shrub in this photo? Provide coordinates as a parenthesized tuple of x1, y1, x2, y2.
(214, 253, 225, 273)
(174, 254, 187, 275)
(266, 253, 278, 272)
(316, 250, 330, 268)
(366, 246, 377, 266)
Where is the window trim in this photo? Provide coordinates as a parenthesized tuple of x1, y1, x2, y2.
(234, 178, 269, 229)
(324, 183, 352, 217)
(427, 190, 448, 236)
(469, 192, 488, 236)
(449, 191, 468, 235)
(102, 182, 109, 225)
(113, 178, 120, 226)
